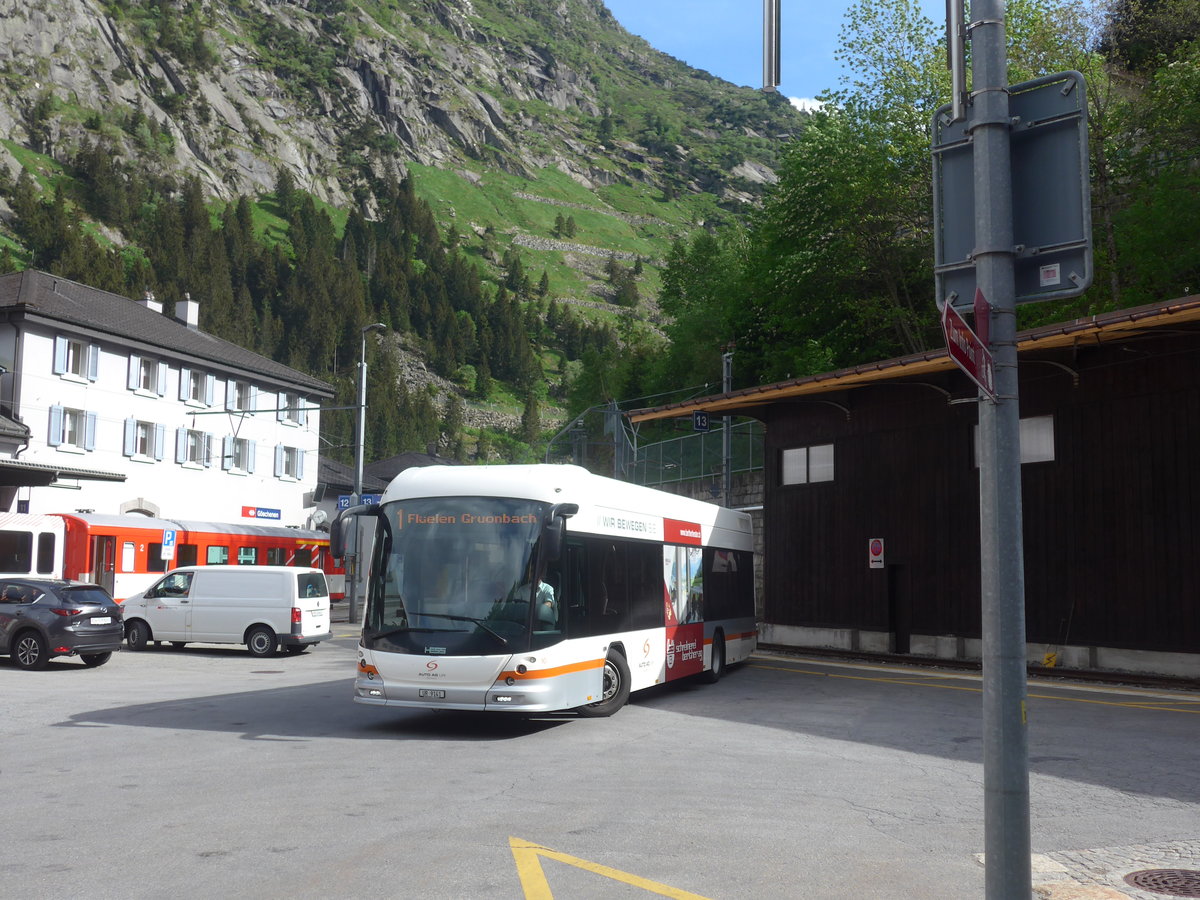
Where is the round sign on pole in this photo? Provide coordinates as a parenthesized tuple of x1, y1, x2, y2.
(868, 538, 885, 569)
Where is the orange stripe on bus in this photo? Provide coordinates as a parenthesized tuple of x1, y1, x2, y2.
(499, 658, 606, 681)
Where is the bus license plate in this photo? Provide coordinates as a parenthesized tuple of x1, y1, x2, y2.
(418, 689, 445, 699)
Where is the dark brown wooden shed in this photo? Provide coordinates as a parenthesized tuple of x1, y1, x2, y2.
(630, 297, 1200, 678)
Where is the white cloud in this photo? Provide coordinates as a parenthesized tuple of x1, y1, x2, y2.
(789, 97, 824, 113)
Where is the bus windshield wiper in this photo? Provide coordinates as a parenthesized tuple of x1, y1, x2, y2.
(417, 612, 510, 646)
(367, 625, 459, 641)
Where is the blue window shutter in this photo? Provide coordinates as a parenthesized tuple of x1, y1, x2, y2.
(296, 448, 304, 480)
(298, 398, 307, 426)
(84, 412, 97, 451)
(222, 435, 233, 471)
(250, 385, 258, 412)
(48, 405, 63, 446)
(156, 361, 168, 396)
(203, 434, 214, 467)
(86, 344, 99, 381)
(127, 355, 141, 390)
(277, 391, 286, 422)
(154, 424, 165, 461)
(53, 337, 67, 374)
(247, 441, 256, 474)
(274, 444, 283, 477)
(179, 368, 191, 401)
(175, 428, 187, 463)
(205, 374, 215, 406)
(123, 418, 136, 457)
(225, 380, 236, 411)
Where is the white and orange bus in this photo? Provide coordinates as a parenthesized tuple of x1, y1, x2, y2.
(334, 464, 756, 716)
(0, 512, 337, 601)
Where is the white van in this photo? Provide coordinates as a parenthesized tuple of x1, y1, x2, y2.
(122, 565, 331, 657)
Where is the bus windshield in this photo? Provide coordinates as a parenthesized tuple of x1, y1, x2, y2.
(363, 497, 554, 655)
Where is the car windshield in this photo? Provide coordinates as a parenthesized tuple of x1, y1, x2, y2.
(363, 497, 548, 655)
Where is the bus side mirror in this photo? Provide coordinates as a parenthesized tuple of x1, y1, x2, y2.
(331, 504, 381, 559)
(544, 503, 579, 561)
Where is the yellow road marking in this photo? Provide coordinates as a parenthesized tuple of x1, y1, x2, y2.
(509, 837, 712, 900)
(749, 661, 1200, 714)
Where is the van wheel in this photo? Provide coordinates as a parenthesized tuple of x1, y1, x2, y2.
(246, 626, 277, 658)
(699, 632, 725, 684)
(284, 644, 306, 655)
(81, 652, 112, 667)
(126, 620, 151, 651)
(575, 648, 631, 718)
(13, 630, 49, 670)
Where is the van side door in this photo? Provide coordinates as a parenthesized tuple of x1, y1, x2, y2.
(144, 572, 193, 641)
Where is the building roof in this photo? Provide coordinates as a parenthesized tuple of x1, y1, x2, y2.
(365, 451, 460, 483)
(0, 457, 126, 487)
(0, 270, 333, 397)
(317, 456, 389, 494)
(629, 295, 1200, 422)
(0, 412, 30, 442)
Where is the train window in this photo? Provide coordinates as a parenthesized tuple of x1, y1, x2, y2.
(147, 543, 167, 572)
(0, 531, 33, 573)
(177, 544, 198, 566)
(36, 533, 56, 574)
(266, 547, 286, 566)
(207, 545, 229, 565)
(122, 541, 136, 572)
(294, 548, 313, 567)
(237, 546, 257, 565)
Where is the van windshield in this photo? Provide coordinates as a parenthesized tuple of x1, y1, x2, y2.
(363, 497, 549, 655)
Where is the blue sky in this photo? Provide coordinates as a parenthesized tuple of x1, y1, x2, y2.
(602, 0, 947, 108)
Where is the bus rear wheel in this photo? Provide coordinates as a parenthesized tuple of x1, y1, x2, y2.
(699, 632, 725, 684)
(576, 648, 631, 718)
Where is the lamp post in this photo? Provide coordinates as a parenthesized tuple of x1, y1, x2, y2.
(348, 322, 386, 625)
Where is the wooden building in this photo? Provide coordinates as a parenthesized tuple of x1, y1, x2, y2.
(630, 297, 1200, 679)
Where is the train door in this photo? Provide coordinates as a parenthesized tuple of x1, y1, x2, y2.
(91, 536, 116, 594)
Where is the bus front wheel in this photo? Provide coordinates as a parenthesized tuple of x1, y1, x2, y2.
(576, 648, 631, 718)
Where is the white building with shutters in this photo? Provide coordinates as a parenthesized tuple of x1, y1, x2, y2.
(0, 271, 334, 527)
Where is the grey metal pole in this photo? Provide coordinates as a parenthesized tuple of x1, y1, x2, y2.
(970, 1, 1032, 896)
(722, 349, 733, 506)
(349, 323, 386, 625)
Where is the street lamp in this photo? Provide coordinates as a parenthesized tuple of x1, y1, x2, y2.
(348, 322, 386, 624)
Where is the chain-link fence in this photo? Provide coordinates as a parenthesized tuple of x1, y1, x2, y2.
(630, 420, 764, 487)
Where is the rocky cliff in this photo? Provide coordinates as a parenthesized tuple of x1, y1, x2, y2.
(0, 0, 800, 214)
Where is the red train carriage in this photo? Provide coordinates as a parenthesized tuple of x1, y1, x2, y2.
(55, 514, 338, 601)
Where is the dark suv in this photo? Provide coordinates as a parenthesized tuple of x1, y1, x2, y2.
(0, 579, 124, 670)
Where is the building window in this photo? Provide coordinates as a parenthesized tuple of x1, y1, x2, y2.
(180, 368, 214, 406)
(973, 415, 1055, 466)
(222, 436, 255, 472)
(226, 380, 255, 412)
(127, 355, 166, 395)
(781, 444, 834, 485)
(275, 445, 304, 480)
(48, 405, 96, 451)
(175, 428, 213, 467)
(53, 336, 98, 381)
(278, 392, 307, 425)
(124, 419, 165, 460)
